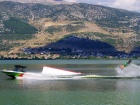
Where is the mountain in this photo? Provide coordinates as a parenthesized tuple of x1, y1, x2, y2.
(0, 0, 73, 5)
(0, 1, 140, 57)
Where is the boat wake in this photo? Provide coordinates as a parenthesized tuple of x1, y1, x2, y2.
(17, 64, 140, 80)
(115, 63, 140, 77)
(21, 72, 61, 80)
(73, 63, 140, 79)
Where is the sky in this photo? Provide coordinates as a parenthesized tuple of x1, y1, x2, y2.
(65, 0, 140, 12)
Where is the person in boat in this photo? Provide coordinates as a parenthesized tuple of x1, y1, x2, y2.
(119, 59, 132, 69)
(13, 65, 26, 72)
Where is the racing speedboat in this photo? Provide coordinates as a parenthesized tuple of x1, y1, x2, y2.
(1, 65, 26, 78)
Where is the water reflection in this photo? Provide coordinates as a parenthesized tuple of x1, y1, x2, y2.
(1, 60, 140, 105)
(13, 76, 140, 93)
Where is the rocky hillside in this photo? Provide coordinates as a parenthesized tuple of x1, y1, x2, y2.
(0, 0, 71, 5)
(0, 1, 140, 55)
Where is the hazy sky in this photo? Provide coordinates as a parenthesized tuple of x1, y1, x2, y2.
(65, 0, 140, 12)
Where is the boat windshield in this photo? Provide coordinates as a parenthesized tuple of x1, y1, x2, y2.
(13, 65, 26, 72)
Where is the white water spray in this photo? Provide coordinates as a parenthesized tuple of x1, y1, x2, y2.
(22, 72, 46, 80)
(115, 64, 140, 77)
(19, 66, 81, 80)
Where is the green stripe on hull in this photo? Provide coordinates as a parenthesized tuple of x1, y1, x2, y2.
(1, 70, 24, 78)
(6, 72, 24, 77)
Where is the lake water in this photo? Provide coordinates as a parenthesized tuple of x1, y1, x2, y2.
(0, 60, 140, 105)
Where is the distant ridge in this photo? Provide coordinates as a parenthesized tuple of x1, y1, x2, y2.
(0, 0, 75, 5)
(0, 1, 140, 56)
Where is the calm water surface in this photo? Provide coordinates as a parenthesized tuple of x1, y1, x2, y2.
(0, 60, 140, 105)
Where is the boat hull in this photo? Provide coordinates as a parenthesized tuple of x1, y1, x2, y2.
(1, 70, 24, 78)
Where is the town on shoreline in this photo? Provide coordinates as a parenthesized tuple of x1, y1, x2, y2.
(0, 52, 139, 60)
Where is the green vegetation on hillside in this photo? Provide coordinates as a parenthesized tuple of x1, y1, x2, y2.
(45, 22, 85, 34)
(0, 17, 38, 51)
(66, 24, 85, 32)
(1, 33, 35, 40)
(96, 20, 127, 28)
(0, 42, 23, 51)
(133, 26, 140, 34)
(3, 17, 38, 34)
(0, 32, 34, 51)
(45, 26, 62, 34)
